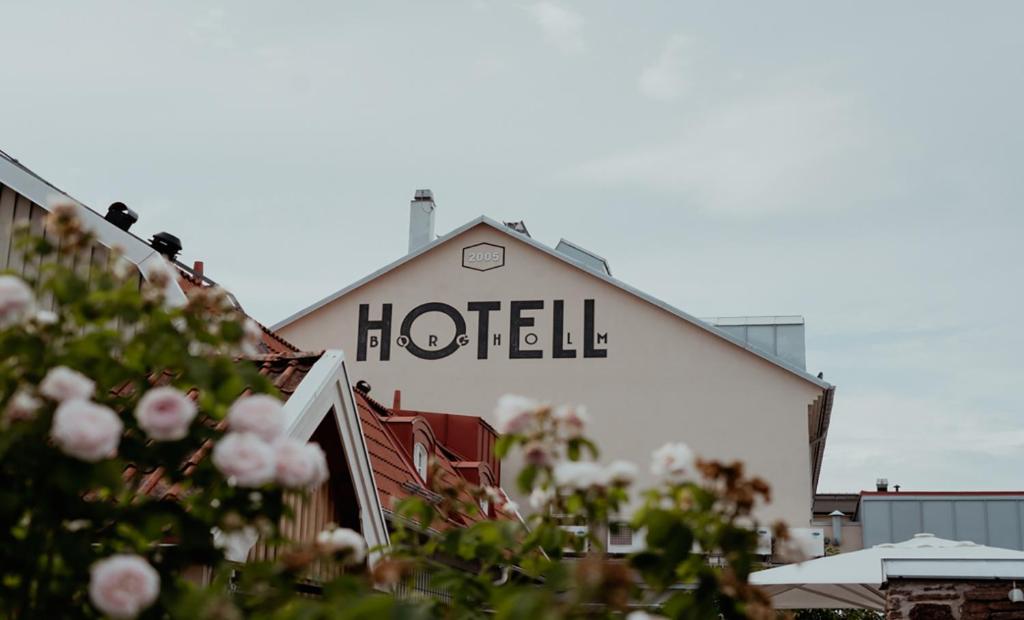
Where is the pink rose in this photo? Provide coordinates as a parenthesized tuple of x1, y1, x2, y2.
(134, 386, 197, 441)
(494, 394, 539, 435)
(523, 440, 552, 466)
(274, 438, 329, 489)
(0, 275, 34, 327)
(39, 366, 95, 402)
(227, 394, 285, 442)
(51, 399, 123, 462)
(4, 391, 41, 424)
(553, 405, 589, 438)
(212, 432, 276, 487)
(88, 554, 160, 619)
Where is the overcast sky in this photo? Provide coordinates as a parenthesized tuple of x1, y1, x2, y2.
(3, 1, 1022, 493)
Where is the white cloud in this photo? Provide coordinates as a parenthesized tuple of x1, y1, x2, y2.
(527, 2, 585, 55)
(638, 35, 691, 101)
(568, 88, 870, 215)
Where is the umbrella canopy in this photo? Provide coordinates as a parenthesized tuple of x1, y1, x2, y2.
(750, 533, 1024, 610)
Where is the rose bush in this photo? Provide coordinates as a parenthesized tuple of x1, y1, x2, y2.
(0, 207, 792, 619)
(0, 208, 332, 618)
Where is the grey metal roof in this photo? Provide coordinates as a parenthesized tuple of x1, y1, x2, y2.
(273, 215, 832, 390)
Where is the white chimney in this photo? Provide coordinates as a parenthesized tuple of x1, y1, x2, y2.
(408, 189, 436, 253)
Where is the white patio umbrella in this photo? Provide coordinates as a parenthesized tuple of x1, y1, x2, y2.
(750, 533, 1024, 611)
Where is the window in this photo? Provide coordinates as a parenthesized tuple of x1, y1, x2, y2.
(609, 524, 633, 547)
(413, 442, 429, 481)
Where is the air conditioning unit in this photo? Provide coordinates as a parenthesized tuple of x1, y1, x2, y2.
(790, 527, 825, 558)
(560, 525, 589, 553)
(755, 527, 773, 556)
(607, 524, 643, 554)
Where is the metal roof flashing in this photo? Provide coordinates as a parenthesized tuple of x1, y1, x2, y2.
(273, 216, 831, 391)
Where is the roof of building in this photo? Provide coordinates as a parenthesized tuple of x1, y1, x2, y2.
(176, 266, 300, 355)
(272, 216, 831, 392)
(354, 389, 513, 529)
(132, 348, 509, 529)
(813, 493, 862, 517)
(0, 148, 187, 304)
(131, 352, 323, 498)
(861, 491, 1024, 497)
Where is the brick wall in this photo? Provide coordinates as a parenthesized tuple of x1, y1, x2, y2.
(885, 579, 1024, 619)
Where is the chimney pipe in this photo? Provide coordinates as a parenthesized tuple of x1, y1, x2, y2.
(876, 478, 889, 492)
(829, 510, 844, 547)
(408, 189, 436, 253)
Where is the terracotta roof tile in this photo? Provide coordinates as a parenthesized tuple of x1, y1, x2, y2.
(353, 390, 513, 528)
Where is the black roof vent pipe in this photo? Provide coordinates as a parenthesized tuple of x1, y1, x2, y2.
(104, 202, 138, 231)
(150, 232, 182, 261)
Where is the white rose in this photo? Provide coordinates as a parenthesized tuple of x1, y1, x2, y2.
(316, 527, 367, 564)
(227, 394, 285, 442)
(529, 486, 556, 510)
(650, 442, 697, 482)
(605, 459, 638, 486)
(494, 394, 538, 435)
(39, 366, 95, 402)
(33, 309, 58, 325)
(553, 404, 589, 438)
(274, 438, 329, 489)
(51, 399, 123, 462)
(627, 612, 667, 620)
(212, 526, 259, 563)
(0, 275, 34, 327)
(88, 554, 160, 619)
(134, 386, 197, 441)
(553, 460, 606, 490)
(4, 391, 41, 423)
(212, 432, 276, 487)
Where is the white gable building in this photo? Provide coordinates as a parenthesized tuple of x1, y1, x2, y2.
(275, 192, 835, 528)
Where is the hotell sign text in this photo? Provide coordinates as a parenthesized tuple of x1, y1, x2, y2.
(356, 299, 609, 361)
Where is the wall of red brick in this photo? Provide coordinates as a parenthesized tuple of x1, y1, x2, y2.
(885, 579, 1024, 619)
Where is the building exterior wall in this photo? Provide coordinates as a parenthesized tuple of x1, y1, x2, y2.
(862, 495, 1024, 550)
(278, 224, 826, 525)
(885, 579, 1024, 619)
(0, 182, 144, 297)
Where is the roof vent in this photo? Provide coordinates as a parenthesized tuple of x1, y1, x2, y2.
(355, 380, 372, 394)
(504, 221, 531, 237)
(104, 202, 138, 232)
(555, 239, 611, 275)
(876, 478, 889, 492)
(150, 232, 182, 261)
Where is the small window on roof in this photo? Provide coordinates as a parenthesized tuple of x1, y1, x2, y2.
(413, 442, 429, 481)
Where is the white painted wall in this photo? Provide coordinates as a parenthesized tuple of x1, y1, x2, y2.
(278, 223, 825, 526)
